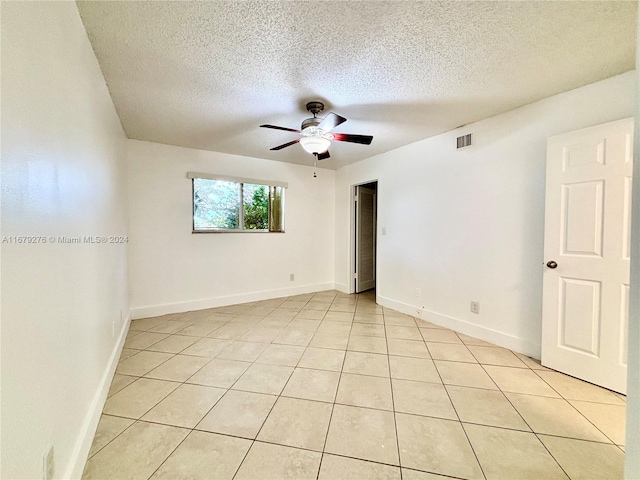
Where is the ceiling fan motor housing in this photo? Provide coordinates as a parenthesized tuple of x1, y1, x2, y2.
(301, 117, 322, 130)
(302, 101, 325, 130)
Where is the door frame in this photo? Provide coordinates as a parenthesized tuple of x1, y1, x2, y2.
(350, 180, 378, 294)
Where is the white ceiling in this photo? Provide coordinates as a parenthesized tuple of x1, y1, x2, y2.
(77, 1, 637, 169)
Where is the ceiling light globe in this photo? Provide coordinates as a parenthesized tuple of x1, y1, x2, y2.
(299, 136, 330, 154)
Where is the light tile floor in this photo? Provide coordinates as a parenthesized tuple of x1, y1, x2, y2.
(84, 290, 627, 480)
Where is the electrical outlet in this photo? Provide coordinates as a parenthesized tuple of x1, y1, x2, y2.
(382, 227, 387, 236)
(111, 319, 115, 336)
(415, 288, 421, 297)
(289, 273, 295, 281)
(43, 445, 54, 480)
(470, 301, 480, 314)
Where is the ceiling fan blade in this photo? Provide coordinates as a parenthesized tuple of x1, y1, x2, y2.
(317, 112, 347, 132)
(332, 133, 373, 145)
(317, 150, 330, 160)
(260, 124, 301, 133)
(270, 139, 300, 151)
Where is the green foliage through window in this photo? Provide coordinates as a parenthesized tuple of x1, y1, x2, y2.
(243, 184, 268, 230)
(192, 178, 284, 232)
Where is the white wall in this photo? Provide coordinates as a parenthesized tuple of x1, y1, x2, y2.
(624, 19, 640, 478)
(1, 3, 129, 479)
(335, 71, 636, 358)
(127, 140, 335, 318)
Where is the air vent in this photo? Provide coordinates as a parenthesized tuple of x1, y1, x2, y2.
(457, 133, 472, 149)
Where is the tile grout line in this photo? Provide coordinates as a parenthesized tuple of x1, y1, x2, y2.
(428, 330, 487, 480)
(383, 307, 404, 479)
(146, 424, 192, 480)
(82, 419, 137, 468)
(315, 292, 352, 480)
(473, 354, 574, 479)
(530, 364, 626, 406)
(529, 368, 624, 446)
(530, 431, 573, 480)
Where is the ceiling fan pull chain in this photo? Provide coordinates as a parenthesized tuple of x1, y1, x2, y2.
(313, 154, 317, 178)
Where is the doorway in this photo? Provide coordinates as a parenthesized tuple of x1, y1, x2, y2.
(353, 181, 377, 293)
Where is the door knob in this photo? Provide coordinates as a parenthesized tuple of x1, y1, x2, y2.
(546, 261, 558, 269)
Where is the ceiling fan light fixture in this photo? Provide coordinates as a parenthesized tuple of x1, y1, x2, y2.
(299, 135, 331, 154)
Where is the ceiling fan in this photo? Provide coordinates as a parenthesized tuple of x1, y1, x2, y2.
(260, 101, 373, 160)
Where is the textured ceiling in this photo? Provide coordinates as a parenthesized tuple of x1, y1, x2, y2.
(77, 1, 637, 169)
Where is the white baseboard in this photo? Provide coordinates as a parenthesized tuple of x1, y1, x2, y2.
(376, 296, 422, 318)
(333, 283, 350, 294)
(64, 314, 131, 479)
(131, 283, 338, 319)
(377, 295, 540, 359)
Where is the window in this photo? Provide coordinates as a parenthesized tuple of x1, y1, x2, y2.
(189, 173, 285, 233)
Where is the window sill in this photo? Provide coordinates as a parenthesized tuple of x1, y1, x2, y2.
(192, 230, 285, 234)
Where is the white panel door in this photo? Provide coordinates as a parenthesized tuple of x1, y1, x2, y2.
(356, 186, 376, 293)
(542, 117, 633, 394)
